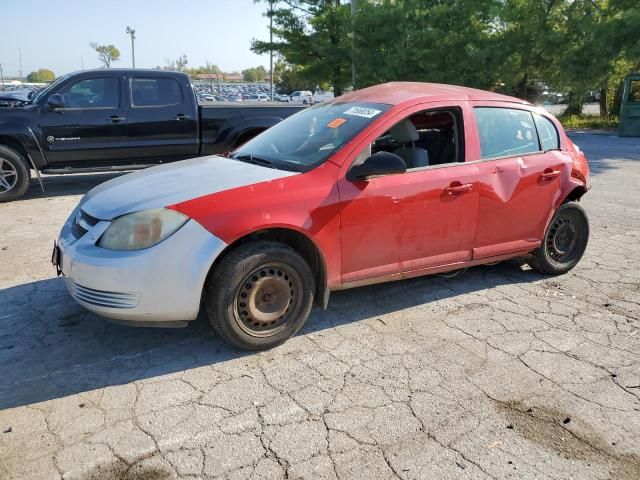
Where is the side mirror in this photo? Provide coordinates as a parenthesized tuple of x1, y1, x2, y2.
(347, 151, 407, 181)
(47, 94, 65, 110)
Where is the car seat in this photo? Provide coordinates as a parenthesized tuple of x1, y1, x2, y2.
(390, 120, 429, 168)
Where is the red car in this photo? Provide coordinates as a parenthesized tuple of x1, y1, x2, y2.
(56, 82, 590, 350)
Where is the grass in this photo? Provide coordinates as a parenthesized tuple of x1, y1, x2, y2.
(559, 114, 619, 130)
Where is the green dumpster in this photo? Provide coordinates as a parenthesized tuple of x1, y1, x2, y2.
(619, 73, 640, 137)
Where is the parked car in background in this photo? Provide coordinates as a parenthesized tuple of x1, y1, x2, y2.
(246, 93, 269, 102)
(288, 90, 314, 104)
(55, 82, 590, 350)
(0, 69, 305, 201)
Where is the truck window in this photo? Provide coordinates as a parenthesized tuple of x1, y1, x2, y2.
(474, 107, 539, 159)
(58, 78, 120, 109)
(131, 78, 183, 107)
(628, 80, 640, 103)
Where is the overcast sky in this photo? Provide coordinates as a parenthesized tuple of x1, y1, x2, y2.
(0, 0, 272, 77)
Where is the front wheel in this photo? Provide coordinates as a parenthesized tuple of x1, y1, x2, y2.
(527, 202, 589, 275)
(0, 145, 31, 203)
(205, 241, 315, 350)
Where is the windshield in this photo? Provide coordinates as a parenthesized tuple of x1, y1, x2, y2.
(31, 74, 71, 103)
(232, 102, 391, 172)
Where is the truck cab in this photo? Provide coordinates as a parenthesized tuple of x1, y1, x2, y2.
(0, 69, 305, 202)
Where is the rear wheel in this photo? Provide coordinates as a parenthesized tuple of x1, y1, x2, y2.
(527, 202, 589, 275)
(206, 241, 314, 350)
(0, 145, 30, 203)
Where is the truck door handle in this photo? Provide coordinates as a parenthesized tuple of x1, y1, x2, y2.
(175, 114, 191, 121)
(539, 168, 561, 182)
(444, 182, 473, 196)
(108, 115, 126, 123)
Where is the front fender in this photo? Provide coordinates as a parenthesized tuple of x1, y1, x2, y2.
(0, 122, 47, 168)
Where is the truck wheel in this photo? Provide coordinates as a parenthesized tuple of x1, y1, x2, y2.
(527, 202, 589, 275)
(0, 145, 31, 203)
(206, 241, 315, 350)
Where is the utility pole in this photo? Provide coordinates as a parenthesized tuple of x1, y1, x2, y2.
(18, 48, 23, 82)
(269, 0, 274, 101)
(81, 56, 84, 71)
(351, 0, 357, 89)
(0, 63, 4, 86)
(126, 26, 136, 68)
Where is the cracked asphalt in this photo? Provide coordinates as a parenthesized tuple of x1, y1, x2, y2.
(1, 132, 639, 480)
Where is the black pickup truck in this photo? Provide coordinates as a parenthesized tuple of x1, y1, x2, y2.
(0, 69, 305, 201)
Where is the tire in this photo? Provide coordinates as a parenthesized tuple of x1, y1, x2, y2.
(206, 241, 315, 350)
(527, 202, 589, 275)
(0, 145, 31, 203)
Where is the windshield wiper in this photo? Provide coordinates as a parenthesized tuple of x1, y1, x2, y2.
(231, 153, 276, 169)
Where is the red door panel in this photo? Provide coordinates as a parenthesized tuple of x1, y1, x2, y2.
(338, 163, 479, 283)
(473, 151, 572, 258)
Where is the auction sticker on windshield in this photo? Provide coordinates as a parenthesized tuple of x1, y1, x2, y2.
(343, 106, 382, 118)
(327, 118, 347, 128)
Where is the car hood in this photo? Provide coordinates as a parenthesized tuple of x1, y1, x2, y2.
(0, 90, 33, 103)
(80, 155, 298, 220)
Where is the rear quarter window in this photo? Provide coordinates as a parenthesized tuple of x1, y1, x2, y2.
(474, 107, 539, 159)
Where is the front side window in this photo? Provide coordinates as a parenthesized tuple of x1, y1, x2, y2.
(475, 107, 539, 159)
(368, 108, 463, 169)
(131, 78, 183, 107)
(534, 113, 559, 151)
(232, 102, 391, 172)
(58, 77, 120, 109)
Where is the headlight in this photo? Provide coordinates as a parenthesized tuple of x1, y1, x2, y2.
(98, 208, 189, 251)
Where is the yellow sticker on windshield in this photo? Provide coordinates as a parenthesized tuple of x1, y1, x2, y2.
(327, 118, 347, 129)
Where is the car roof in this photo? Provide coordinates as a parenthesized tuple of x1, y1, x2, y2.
(337, 82, 530, 106)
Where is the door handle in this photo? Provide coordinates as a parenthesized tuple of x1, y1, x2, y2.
(444, 183, 473, 196)
(108, 115, 126, 123)
(175, 114, 191, 121)
(539, 168, 561, 182)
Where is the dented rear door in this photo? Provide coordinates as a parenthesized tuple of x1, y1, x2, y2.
(470, 106, 570, 259)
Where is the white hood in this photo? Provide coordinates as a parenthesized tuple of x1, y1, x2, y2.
(80, 155, 298, 219)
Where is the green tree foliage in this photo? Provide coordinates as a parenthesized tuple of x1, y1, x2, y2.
(242, 65, 268, 82)
(185, 63, 222, 78)
(252, 0, 351, 96)
(26, 68, 55, 83)
(89, 43, 120, 68)
(258, 0, 639, 115)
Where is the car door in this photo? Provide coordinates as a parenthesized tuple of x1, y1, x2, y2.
(470, 106, 572, 258)
(337, 104, 480, 285)
(125, 75, 198, 161)
(40, 75, 129, 164)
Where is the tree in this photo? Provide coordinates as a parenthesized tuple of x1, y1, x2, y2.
(252, 0, 351, 96)
(242, 65, 268, 82)
(89, 43, 120, 68)
(26, 68, 55, 83)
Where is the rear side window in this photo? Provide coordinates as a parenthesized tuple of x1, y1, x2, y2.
(131, 78, 183, 107)
(475, 107, 539, 159)
(534, 113, 559, 151)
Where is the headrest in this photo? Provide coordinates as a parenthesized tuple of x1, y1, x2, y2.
(390, 120, 419, 143)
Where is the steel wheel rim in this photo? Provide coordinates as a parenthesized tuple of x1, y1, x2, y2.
(234, 262, 303, 338)
(546, 215, 579, 264)
(0, 159, 18, 193)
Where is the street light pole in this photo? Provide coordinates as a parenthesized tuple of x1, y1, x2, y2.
(269, 0, 274, 101)
(126, 26, 136, 68)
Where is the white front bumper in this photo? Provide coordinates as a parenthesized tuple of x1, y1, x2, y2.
(58, 207, 227, 322)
